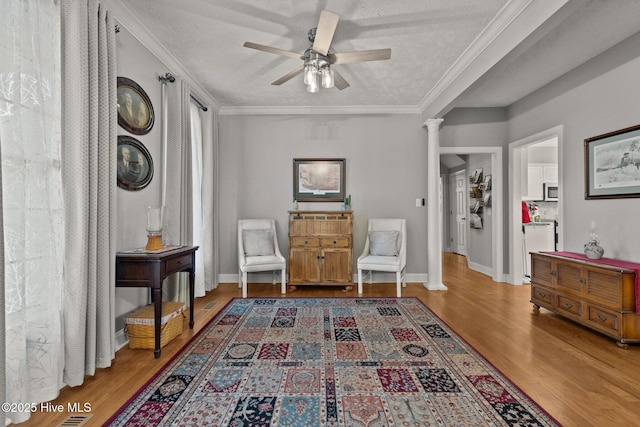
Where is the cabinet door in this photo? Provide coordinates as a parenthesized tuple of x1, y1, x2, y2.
(321, 249, 352, 283)
(526, 166, 544, 200)
(555, 261, 583, 296)
(531, 254, 554, 288)
(289, 248, 321, 283)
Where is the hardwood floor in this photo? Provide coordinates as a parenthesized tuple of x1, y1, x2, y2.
(26, 252, 640, 426)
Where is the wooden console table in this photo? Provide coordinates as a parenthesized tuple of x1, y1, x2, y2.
(531, 251, 640, 348)
(116, 245, 199, 358)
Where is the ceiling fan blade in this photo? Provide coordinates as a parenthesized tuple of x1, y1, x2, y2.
(332, 69, 350, 90)
(329, 48, 392, 64)
(313, 10, 339, 56)
(271, 65, 304, 86)
(243, 42, 303, 60)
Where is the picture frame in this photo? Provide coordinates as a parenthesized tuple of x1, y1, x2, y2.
(117, 135, 154, 191)
(293, 158, 346, 202)
(117, 77, 155, 135)
(584, 124, 640, 199)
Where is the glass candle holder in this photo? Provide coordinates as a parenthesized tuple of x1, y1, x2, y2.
(145, 206, 165, 250)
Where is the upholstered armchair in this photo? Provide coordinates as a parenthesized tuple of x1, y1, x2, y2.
(357, 218, 407, 297)
(238, 219, 286, 298)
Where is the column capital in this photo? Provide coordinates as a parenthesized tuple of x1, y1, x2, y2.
(423, 118, 444, 131)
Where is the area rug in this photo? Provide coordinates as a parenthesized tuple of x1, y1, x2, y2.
(106, 298, 559, 426)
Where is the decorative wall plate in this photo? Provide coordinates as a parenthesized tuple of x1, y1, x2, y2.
(117, 77, 154, 135)
(117, 135, 153, 191)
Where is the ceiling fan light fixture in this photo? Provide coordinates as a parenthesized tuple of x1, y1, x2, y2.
(306, 75, 319, 93)
(321, 65, 334, 89)
(303, 63, 316, 85)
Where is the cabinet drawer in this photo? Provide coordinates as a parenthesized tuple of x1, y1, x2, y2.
(320, 237, 350, 248)
(555, 294, 582, 318)
(531, 285, 553, 306)
(586, 304, 621, 336)
(291, 237, 320, 247)
(166, 254, 193, 275)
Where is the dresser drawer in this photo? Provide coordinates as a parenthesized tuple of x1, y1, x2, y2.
(320, 237, 350, 248)
(586, 304, 621, 336)
(291, 237, 320, 247)
(531, 285, 553, 307)
(555, 294, 582, 318)
(166, 254, 193, 275)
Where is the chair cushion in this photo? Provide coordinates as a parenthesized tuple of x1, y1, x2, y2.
(369, 231, 399, 256)
(242, 229, 275, 256)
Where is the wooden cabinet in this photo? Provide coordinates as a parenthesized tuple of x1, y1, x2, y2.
(530, 252, 640, 348)
(288, 211, 353, 290)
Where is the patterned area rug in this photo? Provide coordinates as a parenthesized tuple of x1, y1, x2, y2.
(106, 298, 559, 426)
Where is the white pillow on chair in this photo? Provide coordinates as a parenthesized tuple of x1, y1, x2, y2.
(242, 229, 275, 256)
(368, 230, 399, 256)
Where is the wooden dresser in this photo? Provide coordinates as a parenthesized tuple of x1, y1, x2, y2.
(288, 210, 353, 290)
(530, 252, 640, 348)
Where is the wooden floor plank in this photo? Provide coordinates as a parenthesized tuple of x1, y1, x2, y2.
(23, 252, 640, 426)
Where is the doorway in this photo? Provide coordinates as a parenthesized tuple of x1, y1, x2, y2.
(509, 125, 563, 285)
(440, 146, 503, 282)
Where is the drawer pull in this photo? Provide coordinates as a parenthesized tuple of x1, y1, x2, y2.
(538, 291, 546, 298)
(597, 314, 608, 322)
(550, 271, 556, 276)
(333, 240, 337, 244)
(304, 240, 308, 244)
(563, 302, 573, 309)
(579, 278, 586, 284)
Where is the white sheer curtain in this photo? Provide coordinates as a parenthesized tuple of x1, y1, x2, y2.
(190, 103, 205, 296)
(0, 1, 64, 424)
(60, 0, 116, 385)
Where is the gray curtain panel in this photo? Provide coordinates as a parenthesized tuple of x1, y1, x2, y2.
(60, 0, 117, 385)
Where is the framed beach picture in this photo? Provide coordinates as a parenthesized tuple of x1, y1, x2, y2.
(117, 77, 155, 135)
(293, 158, 346, 202)
(584, 124, 640, 199)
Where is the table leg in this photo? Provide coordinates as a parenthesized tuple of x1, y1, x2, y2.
(153, 288, 162, 358)
(189, 269, 195, 329)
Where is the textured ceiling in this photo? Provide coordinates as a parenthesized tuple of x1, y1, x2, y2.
(120, 0, 508, 108)
(118, 0, 640, 112)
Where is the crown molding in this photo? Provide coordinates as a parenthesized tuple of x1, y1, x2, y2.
(104, 0, 221, 112)
(419, 0, 569, 117)
(218, 104, 421, 116)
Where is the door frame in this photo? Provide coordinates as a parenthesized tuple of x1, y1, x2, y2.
(440, 146, 503, 282)
(508, 125, 563, 285)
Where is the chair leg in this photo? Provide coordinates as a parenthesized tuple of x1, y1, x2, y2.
(368, 270, 373, 284)
(358, 269, 363, 294)
(281, 268, 286, 294)
(396, 271, 402, 297)
(238, 269, 242, 288)
(242, 271, 248, 298)
(272, 270, 277, 285)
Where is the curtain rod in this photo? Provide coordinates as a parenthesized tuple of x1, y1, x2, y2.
(190, 95, 208, 112)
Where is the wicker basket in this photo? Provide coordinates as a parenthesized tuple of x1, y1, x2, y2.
(125, 301, 186, 350)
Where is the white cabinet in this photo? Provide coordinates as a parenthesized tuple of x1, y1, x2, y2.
(524, 163, 558, 201)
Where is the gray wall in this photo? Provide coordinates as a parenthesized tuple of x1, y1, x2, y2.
(218, 114, 430, 281)
(466, 154, 493, 268)
(508, 30, 640, 261)
(114, 27, 167, 329)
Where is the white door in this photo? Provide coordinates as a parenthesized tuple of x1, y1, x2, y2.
(451, 170, 467, 255)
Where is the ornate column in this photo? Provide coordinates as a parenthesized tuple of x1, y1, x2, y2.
(424, 118, 448, 290)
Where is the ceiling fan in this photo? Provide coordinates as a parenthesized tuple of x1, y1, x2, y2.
(243, 10, 391, 92)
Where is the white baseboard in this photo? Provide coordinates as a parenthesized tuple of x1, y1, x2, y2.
(467, 260, 493, 278)
(115, 328, 128, 352)
(218, 273, 430, 284)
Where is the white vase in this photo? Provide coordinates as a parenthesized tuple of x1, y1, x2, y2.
(584, 241, 604, 259)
